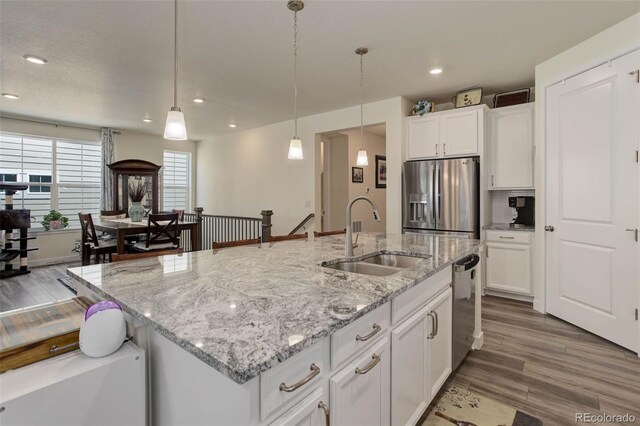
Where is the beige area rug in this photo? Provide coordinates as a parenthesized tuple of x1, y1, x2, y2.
(422, 385, 543, 426)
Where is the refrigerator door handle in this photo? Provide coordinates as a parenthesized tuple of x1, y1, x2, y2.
(437, 165, 442, 221)
(432, 166, 437, 223)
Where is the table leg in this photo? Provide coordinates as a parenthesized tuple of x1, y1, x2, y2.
(191, 224, 199, 251)
(117, 231, 126, 254)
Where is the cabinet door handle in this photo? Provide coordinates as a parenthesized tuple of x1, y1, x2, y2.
(443, 142, 446, 155)
(491, 174, 494, 186)
(318, 401, 330, 426)
(434, 311, 439, 336)
(355, 354, 381, 375)
(279, 363, 320, 392)
(435, 144, 438, 155)
(427, 312, 436, 339)
(355, 323, 381, 342)
(499, 236, 514, 240)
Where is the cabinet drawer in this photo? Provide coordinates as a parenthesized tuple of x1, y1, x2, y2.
(485, 230, 531, 245)
(391, 266, 452, 326)
(261, 338, 329, 422)
(331, 303, 390, 370)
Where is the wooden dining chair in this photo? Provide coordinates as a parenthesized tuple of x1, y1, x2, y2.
(212, 238, 261, 251)
(112, 248, 184, 262)
(79, 213, 119, 265)
(314, 229, 346, 237)
(131, 213, 180, 252)
(100, 209, 127, 219)
(171, 209, 185, 221)
(269, 233, 308, 242)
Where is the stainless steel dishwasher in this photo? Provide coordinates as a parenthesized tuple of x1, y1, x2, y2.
(452, 253, 479, 370)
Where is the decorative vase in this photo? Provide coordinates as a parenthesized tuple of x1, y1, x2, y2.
(49, 220, 61, 230)
(128, 202, 145, 223)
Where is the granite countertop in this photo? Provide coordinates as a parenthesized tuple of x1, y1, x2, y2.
(484, 223, 535, 232)
(68, 233, 480, 384)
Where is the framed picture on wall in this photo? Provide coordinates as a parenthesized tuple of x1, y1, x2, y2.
(375, 155, 387, 188)
(352, 167, 364, 183)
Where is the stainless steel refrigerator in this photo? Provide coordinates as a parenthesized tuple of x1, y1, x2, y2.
(403, 157, 479, 238)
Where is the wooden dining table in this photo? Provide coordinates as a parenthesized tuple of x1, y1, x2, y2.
(93, 218, 199, 255)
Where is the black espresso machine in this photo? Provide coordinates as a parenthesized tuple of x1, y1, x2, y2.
(509, 196, 534, 227)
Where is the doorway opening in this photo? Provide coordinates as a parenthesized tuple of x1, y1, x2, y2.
(317, 123, 386, 234)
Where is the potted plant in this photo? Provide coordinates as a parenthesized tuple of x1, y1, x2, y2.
(41, 210, 69, 231)
(128, 180, 147, 222)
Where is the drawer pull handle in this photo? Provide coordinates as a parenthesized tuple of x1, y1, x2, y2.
(499, 236, 514, 239)
(355, 354, 381, 375)
(318, 401, 330, 426)
(355, 323, 381, 342)
(427, 312, 436, 339)
(279, 363, 320, 392)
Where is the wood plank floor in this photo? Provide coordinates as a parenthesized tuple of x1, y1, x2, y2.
(447, 296, 640, 426)
(0, 263, 78, 313)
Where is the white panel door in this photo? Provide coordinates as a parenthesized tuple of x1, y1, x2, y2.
(546, 50, 639, 352)
(489, 103, 535, 189)
(486, 242, 532, 295)
(270, 388, 327, 426)
(426, 288, 452, 401)
(330, 337, 390, 426)
(391, 307, 428, 426)
(440, 110, 479, 157)
(408, 117, 439, 159)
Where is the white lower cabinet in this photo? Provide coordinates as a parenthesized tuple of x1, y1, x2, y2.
(485, 230, 533, 296)
(426, 288, 452, 401)
(391, 306, 429, 426)
(330, 337, 391, 426)
(270, 388, 329, 426)
(391, 288, 452, 426)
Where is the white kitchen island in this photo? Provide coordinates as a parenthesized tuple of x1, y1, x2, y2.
(68, 233, 483, 426)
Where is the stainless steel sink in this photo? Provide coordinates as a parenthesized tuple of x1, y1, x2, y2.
(360, 253, 428, 269)
(322, 261, 400, 276)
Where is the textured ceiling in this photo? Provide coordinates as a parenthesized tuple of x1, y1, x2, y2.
(0, 0, 638, 140)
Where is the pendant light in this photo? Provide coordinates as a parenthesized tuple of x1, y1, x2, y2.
(164, 0, 188, 140)
(355, 47, 369, 166)
(287, 0, 304, 160)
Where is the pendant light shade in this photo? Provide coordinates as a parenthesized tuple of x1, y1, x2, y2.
(287, 0, 304, 160)
(164, 0, 188, 141)
(356, 149, 369, 166)
(164, 107, 187, 140)
(288, 137, 303, 160)
(355, 47, 368, 166)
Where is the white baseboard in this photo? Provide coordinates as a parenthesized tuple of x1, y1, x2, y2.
(533, 298, 546, 314)
(472, 331, 484, 350)
(484, 288, 534, 303)
(29, 255, 79, 268)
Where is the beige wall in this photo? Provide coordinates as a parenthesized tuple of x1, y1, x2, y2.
(324, 134, 349, 231)
(196, 97, 410, 237)
(533, 12, 640, 313)
(343, 129, 386, 233)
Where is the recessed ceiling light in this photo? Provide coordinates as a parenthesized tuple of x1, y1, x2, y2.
(1, 93, 19, 99)
(193, 97, 204, 103)
(429, 67, 443, 75)
(23, 54, 48, 65)
(228, 123, 237, 128)
(142, 118, 153, 123)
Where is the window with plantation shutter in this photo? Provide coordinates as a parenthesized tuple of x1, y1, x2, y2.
(0, 132, 101, 230)
(162, 151, 191, 211)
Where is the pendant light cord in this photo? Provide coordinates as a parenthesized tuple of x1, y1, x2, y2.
(293, 10, 298, 138)
(360, 52, 364, 151)
(173, 0, 178, 109)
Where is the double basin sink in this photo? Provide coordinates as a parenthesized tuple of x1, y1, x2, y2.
(322, 253, 430, 276)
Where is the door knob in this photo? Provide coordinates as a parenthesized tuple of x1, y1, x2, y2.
(545, 225, 554, 232)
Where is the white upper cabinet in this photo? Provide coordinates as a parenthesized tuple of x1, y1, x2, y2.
(489, 103, 535, 189)
(440, 109, 479, 157)
(406, 105, 486, 160)
(407, 116, 439, 158)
